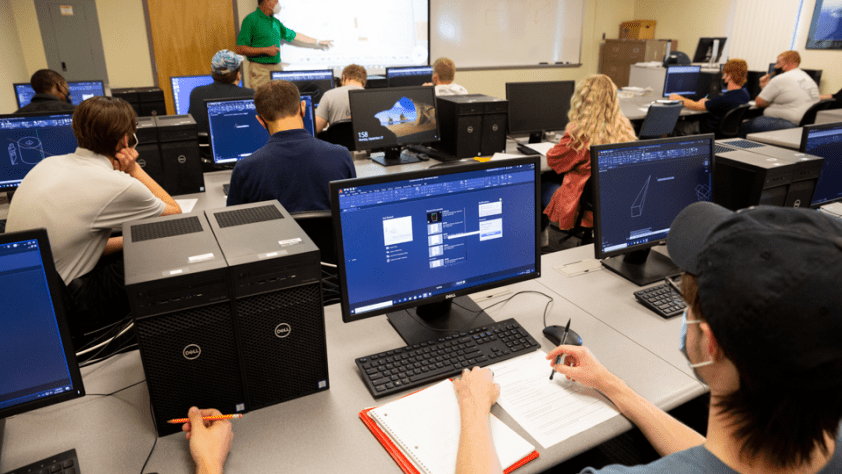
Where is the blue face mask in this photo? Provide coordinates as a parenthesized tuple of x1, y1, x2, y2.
(679, 308, 713, 382)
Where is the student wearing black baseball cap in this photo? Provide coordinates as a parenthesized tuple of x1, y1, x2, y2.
(454, 202, 842, 474)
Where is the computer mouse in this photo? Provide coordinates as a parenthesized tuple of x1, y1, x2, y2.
(417, 153, 430, 161)
(542, 326, 583, 346)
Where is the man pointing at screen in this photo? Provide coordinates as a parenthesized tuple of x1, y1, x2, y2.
(236, 0, 334, 89)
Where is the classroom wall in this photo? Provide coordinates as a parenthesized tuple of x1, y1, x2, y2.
(0, 0, 31, 113)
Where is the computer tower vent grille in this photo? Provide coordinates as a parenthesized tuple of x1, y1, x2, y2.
(722, 139, 766, 150)
(235, 282, 328, 410)
(714, 144, 734, 155)
(759, 185, 788, 206)
(131, 216, 203, 242)
(214, 205, 283, 229)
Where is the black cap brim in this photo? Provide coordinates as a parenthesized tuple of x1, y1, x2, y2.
(667, 201, 735, 274)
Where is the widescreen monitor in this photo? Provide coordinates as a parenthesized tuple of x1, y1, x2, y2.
(385, 66, 433, 88)
(206, 94, 315, 165)
(506, 81, 575, 143)
(692, 37, 727, 63)
(801, 122, 842, 207)
(330, 156, 541, 345)
(13, 81, 105, 109)
(170, 75, 244, 115)
(591, 134, 714, 286)
(270, 69, 334, 106)
(0, 113, 76, 193)
(766, 64, 823, 86)
(663, 65, 701, 98)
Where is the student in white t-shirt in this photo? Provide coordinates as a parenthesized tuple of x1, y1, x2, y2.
(426, 57, 469, 96)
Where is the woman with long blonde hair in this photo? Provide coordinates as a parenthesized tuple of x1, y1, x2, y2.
(542, 74, 636, 238)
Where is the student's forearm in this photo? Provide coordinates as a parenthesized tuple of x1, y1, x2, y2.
(456, 409, 503, 474)
(103, 236, 123, 256)
(235, 44, 272, 57)
(128, 165, 181, 215)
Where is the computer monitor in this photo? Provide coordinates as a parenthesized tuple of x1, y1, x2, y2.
(663, 65, 701, 98)
(13, 81, 105, 109)
(206, 94, 315, 165)
(0, 113, 76, 194)
(591, 134, 714, 286)
(692, 37, 727, 63)
(505, 81, 575, 143)
(348, 85, 440, 162)
(801, 122, 842, 207)
(330, 156, 540, 345)
(170, 75, 245, 115)
(270, 69, 334, 106)
(0, 228, 86, 452)
(385, 66, 433, 88)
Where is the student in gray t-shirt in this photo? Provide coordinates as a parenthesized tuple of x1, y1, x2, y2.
(453, 203, 842, 474)
(315, 64, 367, 134)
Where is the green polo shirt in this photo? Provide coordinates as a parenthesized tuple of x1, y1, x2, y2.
(237, 8, 297, 64)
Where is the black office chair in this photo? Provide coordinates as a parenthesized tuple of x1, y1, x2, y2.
(317, 119, 355, 151)
(715, 104, 751, 139)
(557, 176, 594, 247)
(799, 99, 836, 127)
(291, 210, 337, 266)
(638, 103, 683, 139)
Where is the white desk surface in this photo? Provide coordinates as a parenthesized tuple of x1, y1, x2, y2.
(746, 127, 803, 150)
(815, 109, 842, 125)
(619, 95, 708, 122)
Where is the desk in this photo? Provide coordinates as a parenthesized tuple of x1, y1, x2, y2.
(746, 127, 803, 150)
(619, 95, 708, 122)
(815, 109, 842, 125)
(1, 254, 705, 473)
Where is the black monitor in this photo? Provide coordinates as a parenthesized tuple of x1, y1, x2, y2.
(765, 64, 822, 86)
(801, 122, 842, 207)
(13, 81, 105, 109)
(270, 69, 334, 106)
(348, 85, 440, 162)
(692, 37, 727, 63)
(385, 66, 433, 88)
(330, 156, 540, 345)
(505, 81, 575, 143)
(170, 74, 245, 115)
(0, 228, 86, 452)
(206, 94, 315, 165)
(663, 65, 701, 97)
(591, 134, 714, 286)
(0, 113, 76, 194)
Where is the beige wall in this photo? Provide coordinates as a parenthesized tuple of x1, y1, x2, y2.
(0, 0, 31, 113)
(9, 0, 48, 76)
(95, 0, 155, 88)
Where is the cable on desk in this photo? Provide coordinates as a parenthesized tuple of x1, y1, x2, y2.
(472, 290, 554, 329)
(140, 401, 157, 474)
(79, 342, 139, 369)
(75, 312, 133, 354)
(87, 379, 146, 397)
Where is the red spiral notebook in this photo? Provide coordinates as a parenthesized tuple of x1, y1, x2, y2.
(359, 379, 539, 474)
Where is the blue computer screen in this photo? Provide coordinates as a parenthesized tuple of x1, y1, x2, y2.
(0, 113, 77, 190)
(270, 69, 334, 105)
(0, 238, 75, 411)
(386, 66, 433, 88)
(803, 124, 842, 206)
(170, 75, 245, 115)
(594, 137, 712, 256)
(14, 81, 105, 108)
(663, 66, 701, 97)
(336, 162, 537, 316)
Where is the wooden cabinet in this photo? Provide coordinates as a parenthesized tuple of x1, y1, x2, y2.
(599, 39, 677, 87)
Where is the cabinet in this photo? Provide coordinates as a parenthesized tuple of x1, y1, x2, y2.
(599, 39, 677, 88)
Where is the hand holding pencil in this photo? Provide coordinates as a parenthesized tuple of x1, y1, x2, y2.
(182, 407, 234, 474)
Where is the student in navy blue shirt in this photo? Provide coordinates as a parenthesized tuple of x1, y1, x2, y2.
(226, 80, 355, 212)
(670, 59, 750, 133)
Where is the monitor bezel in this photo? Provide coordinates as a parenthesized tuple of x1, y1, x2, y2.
(591, 134, 715, 260)
(505, 80, 575, 136)
(800, 122, 842, 208)
(385, 66, 434, 87)
(0, 228, 85, 420)
(692, 37, 728, 63)
(662, 65, 702, 98)
(269, 69, 335, 104)
(347, 85, 440, 152)
(329, 156, 542, 324)
(0, 112, 76, 193)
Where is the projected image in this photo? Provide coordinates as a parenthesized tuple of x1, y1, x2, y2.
(807, 0, 842, 49)
(374, 97, 436, 138)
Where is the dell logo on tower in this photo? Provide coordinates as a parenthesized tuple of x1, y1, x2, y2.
(794, 200, 801, 208)
(275, 323, 291, 338)
(183, 344, 201, 360)
(177, 155, 187, 164)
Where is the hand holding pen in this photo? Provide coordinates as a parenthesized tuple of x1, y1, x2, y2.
(549, 319, 571, 380)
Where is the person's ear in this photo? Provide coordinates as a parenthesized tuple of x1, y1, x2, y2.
(700, 322, 723, 362)
(432, 73, 439, 85)
(300, 101, 306, 118)
(256, 115, 268, 130)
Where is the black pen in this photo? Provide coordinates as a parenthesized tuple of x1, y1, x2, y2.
(549, 318, 571, 380)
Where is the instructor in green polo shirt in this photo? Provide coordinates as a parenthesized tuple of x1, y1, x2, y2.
(236, 0, 333, 89)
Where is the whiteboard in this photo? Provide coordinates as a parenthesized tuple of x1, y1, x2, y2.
(430, 0, 585, 69)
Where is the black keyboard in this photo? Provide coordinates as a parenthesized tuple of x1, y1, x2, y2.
(634, 282, 686, 319)
(356, 318, 539, 398)
(222, 183, 230, 196)
(4, 449, 80, 474)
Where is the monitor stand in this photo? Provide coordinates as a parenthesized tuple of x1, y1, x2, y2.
(528, 132, 544, 144)
(386, 296, 495, 346)
(601, 247, 682, 286)
(370, 146, 421, 167)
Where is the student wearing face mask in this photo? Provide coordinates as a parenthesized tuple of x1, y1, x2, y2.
(236, 0, 334, 89)
(669, 59, 750, 134)
(225, 80, 355, 212)
(6, 97, 181, 346)
(14, 69, 77, 114)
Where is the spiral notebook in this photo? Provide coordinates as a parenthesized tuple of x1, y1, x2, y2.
(359, 379, 539, 474)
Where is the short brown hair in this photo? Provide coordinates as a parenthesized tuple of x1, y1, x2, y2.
(433, 57, 456, 83)
(254, 80, 300, 122)
(31, 69, 67, 94)
(72, 96, 137, 158)
(779, 50, 801, 66)
(342, 64, 367, 87)
(212, 65, 241, 84)
(722, 59, 748, 86)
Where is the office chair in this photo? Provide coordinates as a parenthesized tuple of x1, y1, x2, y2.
(715, 104, 751, 139)
(639, 103, 683, 139)
(317, 119, 355, 151)
(557, 177, 594, 247)
(799, 99, 836, 127)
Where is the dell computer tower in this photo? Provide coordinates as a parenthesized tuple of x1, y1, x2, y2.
(155, 115, 204, 196)
(137, 87, 166, 117)
(205, 201, 328, 411)
(714, 149, 794, 210)
(125, 212, 245, 437)
(436, 94, 508, 159)
(135, 116, 164, 185)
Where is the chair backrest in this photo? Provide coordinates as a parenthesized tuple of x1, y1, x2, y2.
(715, 104, 751, 139)
(800, 99, 836, 127)
(316, 119, 355, 151)
(639, 103, 683, 139)
(291, 210, 337, 265)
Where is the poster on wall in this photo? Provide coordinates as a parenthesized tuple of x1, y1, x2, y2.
(806, 0, 842, 49)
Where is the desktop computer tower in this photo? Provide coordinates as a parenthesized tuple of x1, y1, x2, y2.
(436, 94, 508, 158)
(155, 115, 204, 196)
(112, 87, 166, 117)
(713, 149, 794, 210)
(743, 146, 824, 208)
(124, 212, 246, 437)
(205, 201, 329, 411)
(111, 88, 140, 116)
(135, 116, 164, 185)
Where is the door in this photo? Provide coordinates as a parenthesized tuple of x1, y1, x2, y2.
(35, 0, 109, 83)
